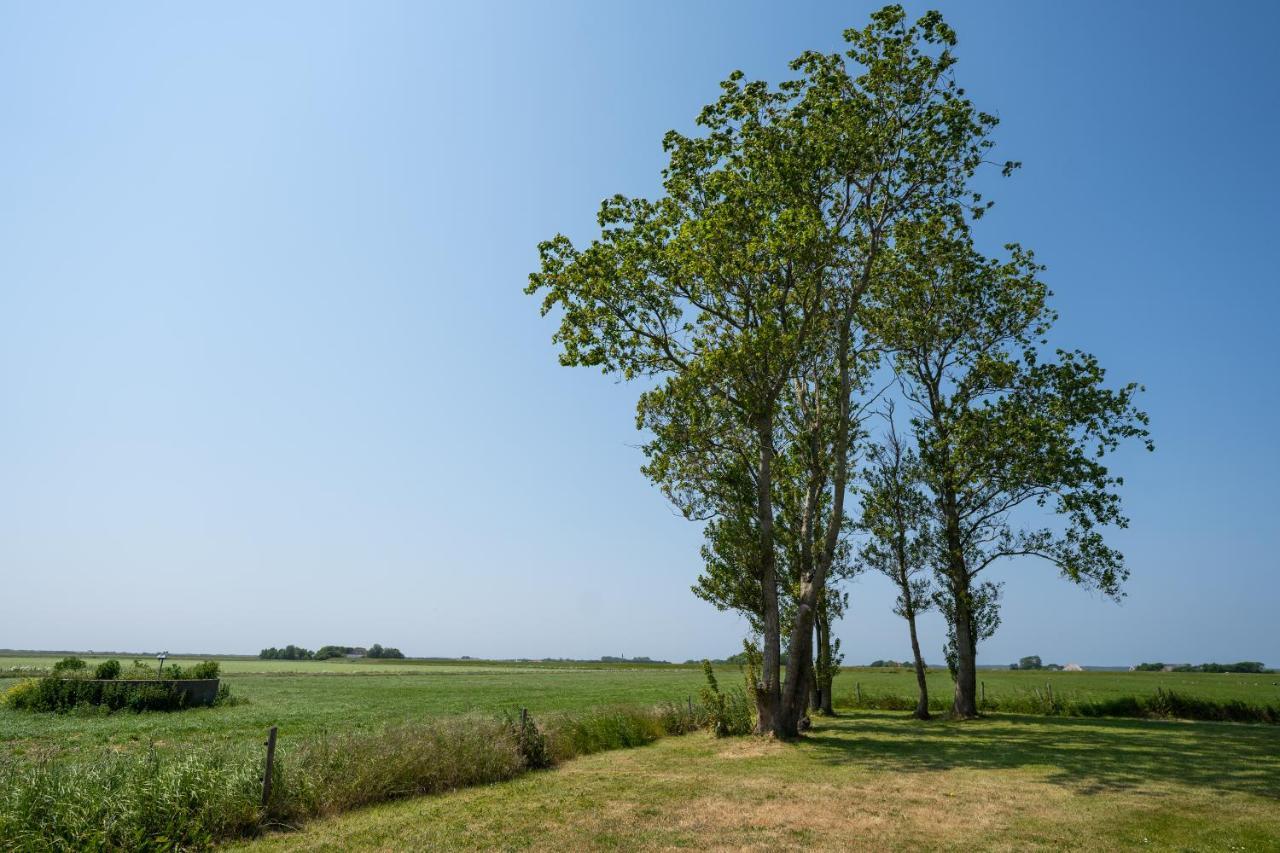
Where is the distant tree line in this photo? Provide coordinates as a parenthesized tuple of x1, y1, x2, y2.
(600, 656, 667, 664)
(1135, 661, 1270, 673)
(867, 659, 926, 670)
(259, 644, 404, 660)
(258, 645, 313, 660)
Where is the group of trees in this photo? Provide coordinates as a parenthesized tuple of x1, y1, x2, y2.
(1010, 655, 1062, 671)
(258, 644, 314, 660)
(259, 644, 404, 660)
(529, 6, 1149, 735)
(1135, 661, 1270, 674)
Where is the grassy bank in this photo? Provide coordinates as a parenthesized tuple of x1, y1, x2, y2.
(0, 703, 702, 850)
(240, 711, 1280, 851)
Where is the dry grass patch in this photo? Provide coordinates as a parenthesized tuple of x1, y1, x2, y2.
(241, 712, 1280, 852)
(714, 737, 788, 760)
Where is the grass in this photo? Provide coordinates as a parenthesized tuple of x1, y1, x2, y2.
(3, 654, 1280, 849)
(239, 710, 1280, 852)
(0, 657, 721, 758)
(0, 704, 703, 850)
(4, 654, 1277, 758)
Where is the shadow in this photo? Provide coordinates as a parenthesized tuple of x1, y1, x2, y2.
(802, 711, 1280, 799)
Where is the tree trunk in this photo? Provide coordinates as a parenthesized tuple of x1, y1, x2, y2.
(816, 603, 835, 716)
(777, 304, 854, 737)
(808, 625, 822, 713)
(905, 604, 930, 720)
(778, 601, 814, 737)
(949, 575, 979, 718)
(942, 487, 978, 719)
(754, 411, 782, 736)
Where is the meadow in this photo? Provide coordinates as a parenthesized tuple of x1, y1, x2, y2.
(4, 654, 1279, 850)
(3, 654, 1278, 758)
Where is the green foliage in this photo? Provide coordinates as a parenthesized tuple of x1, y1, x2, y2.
(507, 710, 551, 770)
(0, 702, 708, 849)
(167, 660, 219, 680)
(93, 659, 122, 680)
(6, 677, 190, 713)
(938, 581, 1002, 679)
(1183, 662, 1269, 674)
(51, 657, 87, 674)
(698, 660, 753, 737)
(2, 679, 42, 710)
(260, 645, 315, 660)
(193, 660, 221, 679)
(871, 211, 1152, 711)
(527, 5, 1008, 736)
(844, 684, 1279, 725)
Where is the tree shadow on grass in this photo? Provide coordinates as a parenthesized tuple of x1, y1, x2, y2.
(804, 712, 1280, 800)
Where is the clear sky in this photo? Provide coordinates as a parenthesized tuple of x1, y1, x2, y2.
(1, 2, 1276, 667)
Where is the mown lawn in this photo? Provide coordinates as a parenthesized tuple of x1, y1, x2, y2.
(240, 710, 1280, 851)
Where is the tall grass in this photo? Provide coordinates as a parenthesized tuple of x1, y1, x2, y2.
(843, 686, 1280, 724)
(0, 702, 705, 850)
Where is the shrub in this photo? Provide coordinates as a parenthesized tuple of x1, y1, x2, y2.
(698, 659, 753, 737)
(94, 659, 122, 680)
(507, 710, 551, 769)
(51, 657, 87, 674)
(6, 677, 193, 713)
(187, 660, 220, 680)
(164, 660, 218, 680)
(2, 679, 41, 709)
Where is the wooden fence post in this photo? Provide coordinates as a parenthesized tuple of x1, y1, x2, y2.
(261, 726, 278, 809)
(520, 707, 528, 727)
(981, 681, 986, 706)
(856, 682, 862, 703)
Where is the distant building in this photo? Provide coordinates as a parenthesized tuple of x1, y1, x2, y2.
(1063, 663, 1084, 672)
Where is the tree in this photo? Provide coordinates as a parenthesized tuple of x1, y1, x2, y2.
(810, 586, 847, 716)
(530, 5, 1004, 738)
(873, 216, 1152, 717)
(859, 405, 935, 719)
(1019, 655, 1043, 670)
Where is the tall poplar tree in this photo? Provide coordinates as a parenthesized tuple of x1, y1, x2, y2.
(873, 217, 1152, 717)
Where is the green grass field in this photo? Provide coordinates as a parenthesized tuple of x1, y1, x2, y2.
(0, 656, 716, 757)
(3, 654, 1280, 850)
(4, 654, 1278, 759)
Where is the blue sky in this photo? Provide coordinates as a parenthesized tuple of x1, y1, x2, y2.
(1, 2, 1276, 667)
